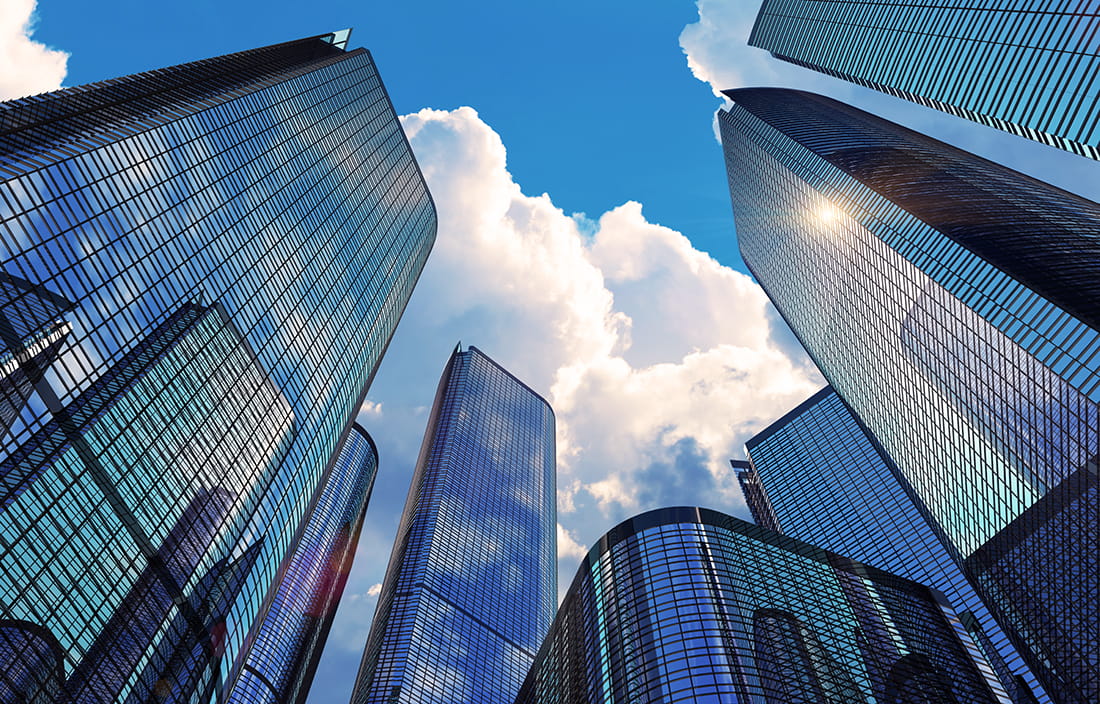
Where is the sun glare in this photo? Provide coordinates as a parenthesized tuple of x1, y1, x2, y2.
(816, 203, 841, 224)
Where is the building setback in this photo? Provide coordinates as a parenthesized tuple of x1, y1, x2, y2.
(0, 31, 436, 702)
(719, 87, 1098, 703)
(740, 386, 1045, 703)
(351, 346, 556, 704)
(229, 425, 379, 704)
(516, 506, 1003, 704)
(748, 0, 1100, 160)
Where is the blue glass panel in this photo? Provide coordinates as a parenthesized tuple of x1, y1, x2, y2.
(351, 346, 556, 704)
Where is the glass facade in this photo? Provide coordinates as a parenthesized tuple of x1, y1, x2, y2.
(230, 425, 379, 704)
(0, 273, 75, 440)
(0, 619, 66, 703)
(351, 346, 556, 704)
(0, 32, 436, 702)
(732, 457, 781, 533)
(964, 462, 1097, 704)
(719, 87, 1098, 702)
(742, 386, 1044, 703)
(515, 506, 1002, 704)
(748, 0, 1100, 160)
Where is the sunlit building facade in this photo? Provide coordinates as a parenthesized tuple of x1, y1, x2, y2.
(351, 345, 557, 704)
(230, 425, 379, 704)
(741, 386, 1045, 703)
(516, 506, 1003, 704)
(0, 31, 436, 702)
(749, 0, 1100, 159)
(720, 87, 1099, 703)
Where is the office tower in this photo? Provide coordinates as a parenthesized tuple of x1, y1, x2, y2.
(719, 87, 1098, 702)
(3, 301, 292, 703)
(231, 425, 378, 704)
(62, 487, 250, 704)
(351, 345, 556, 704)
(0, 30, 436, 703)
(740, 386, 1046, 703)
(748, 1, 1100, 160)
(0, 620, 65, 704)
(129, 538, 266, 704)
(516, 506, 1003, 704)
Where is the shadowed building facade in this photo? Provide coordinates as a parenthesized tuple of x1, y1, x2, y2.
(719, 87, 1098, 703)
(515, 506, 1003, 704)
(749, 0, 1100, 160)
(740, 386, 1045, 703)
(351, 346, 556, 704)
(0, 31, 436, 702)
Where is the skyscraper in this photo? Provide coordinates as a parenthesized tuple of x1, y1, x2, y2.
(351, 345, 556, 704)
(230, 425, 379, 704)
(0, 30, 436, 702)
(740, 386, 1047, 703)
(719, 87, 1098, 702)
(62, 486, 258, 704)
(748, 0, 1100, 160)
(516, 506, 1004, 704)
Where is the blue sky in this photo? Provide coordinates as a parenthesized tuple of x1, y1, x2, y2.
(11, 1, 1100, 703)
(33, 1, 738, 264)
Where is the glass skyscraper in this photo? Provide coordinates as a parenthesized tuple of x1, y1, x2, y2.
(719, 87, 1098, 702)
(516, 506, 1003, 704)
(230, 425, 379, 704)
(0, 31, 436, 702)
(351, 345, 556, 704)
(748, 1, 1100, 160)
(740, 386, 1046, 703)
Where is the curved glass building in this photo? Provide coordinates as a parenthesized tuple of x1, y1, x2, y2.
(0, 31, 436, 702)
(351, 345, 557, 704)
(749, 0, 1100, 160)
(230, 425, 379, 704)
(719, 87, 1098, 702)
(515, 506, 1002, 704)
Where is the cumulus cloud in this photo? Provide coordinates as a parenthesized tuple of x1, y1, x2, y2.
(366, 583, 382, 598)
(0, 0, 67, 99)
(360, 400, 383, 417)
(556, 524, 586, 566)
(396, 106, 823, 592)
(679, 0, 780, 97)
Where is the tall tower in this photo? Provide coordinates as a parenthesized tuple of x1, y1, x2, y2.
(0, 31, 436, 702)
(748, 0, 1100, 160)
(230, 425, 379, 704)
(719, 87, 1098, 702)
(517, 507, 1003, 704)
(351, 345, 556, 704)
(740, 386, 1047, 703)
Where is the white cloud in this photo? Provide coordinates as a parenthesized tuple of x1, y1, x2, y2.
(679, 0, 778, 97)
(400, 107, 626, 384)
(360, 400, 383, 417)
(555, 344, 816, 511)
(396, 106, 823, 589)
(0, 0, 67, 100)
(555, 523, 588, 602)
(556, 523, 586, 564)
(366, 583, 382, 598)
